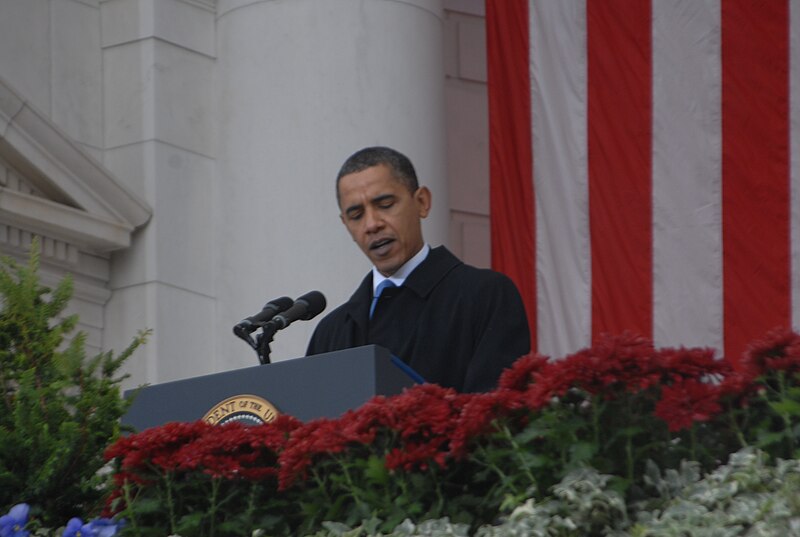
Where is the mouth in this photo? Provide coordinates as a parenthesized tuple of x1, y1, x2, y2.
(368, 238, 395, 256)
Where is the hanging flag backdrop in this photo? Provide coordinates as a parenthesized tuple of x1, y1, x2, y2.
(487, 0, 799, 362)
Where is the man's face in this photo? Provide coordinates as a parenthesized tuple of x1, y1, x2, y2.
(338, 164, 431, 277)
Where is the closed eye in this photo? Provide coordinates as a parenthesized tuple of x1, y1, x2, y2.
(345, 207, 363, 221)
(373, 194, 397, 210)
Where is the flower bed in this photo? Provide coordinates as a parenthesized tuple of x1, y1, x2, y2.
(7, 240, 792, 535)
(102, 329, 800, 536)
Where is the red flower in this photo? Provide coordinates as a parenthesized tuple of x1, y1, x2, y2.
(655, 379, 722, 432)
(105, 421, 212, 473)
(497, 353, 550, 391)
(740, 328, 800, 377)
(717, 371, 757, 401)
(276, 385, 470, 486)
(515, 333, 662, 410)
(449, 390, 526, 457)
(105, 416, 301, 497)
(658, 347, 730, 381)
(337, 396, 399, 445)
(385, 442, 447, 471)
(278, 418, 346, 488)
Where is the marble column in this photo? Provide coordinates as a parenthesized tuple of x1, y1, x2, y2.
(215, 0, 449, 366)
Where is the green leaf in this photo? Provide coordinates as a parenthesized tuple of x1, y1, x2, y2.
(756, 430, 785, 448)
(363, 454, 389, 485)
(768, 399, 800, 417)
(569, 441, 597, 463)
(175, 511, 205, 535)
(129, 497, 165, 515)
(514, 422, 548, 444)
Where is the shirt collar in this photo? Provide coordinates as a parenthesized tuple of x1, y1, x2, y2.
(372, 243, 430, 293)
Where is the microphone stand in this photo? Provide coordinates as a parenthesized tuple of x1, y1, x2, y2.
(256, 323, 279, 365)
(234, 329, 259, 352)
(233, 325, 273, 365)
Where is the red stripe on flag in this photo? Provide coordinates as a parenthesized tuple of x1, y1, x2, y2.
(722, 0, 790, 362)
(486, 0, 537, 349)
(587, 1, 653, 341)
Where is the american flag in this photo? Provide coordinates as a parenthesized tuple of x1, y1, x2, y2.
(487, 0, 798, 363)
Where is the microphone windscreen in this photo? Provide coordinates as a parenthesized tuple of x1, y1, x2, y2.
(267, 296, 294, 312)
(298, 290, 326, 320)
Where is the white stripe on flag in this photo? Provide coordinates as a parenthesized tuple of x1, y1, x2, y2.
(530, 0, 591, 358)
(651, 0, 723, 350)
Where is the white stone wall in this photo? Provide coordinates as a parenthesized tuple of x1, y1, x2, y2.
(0, 0, 121, 358)
(0, 0, 104, 159)
(0, 154, 109, 356)
(100, 0, 218, 385)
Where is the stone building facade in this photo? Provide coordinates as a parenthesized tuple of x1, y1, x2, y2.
(0, 0, 491, 388)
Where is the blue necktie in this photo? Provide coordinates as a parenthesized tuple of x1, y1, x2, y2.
(370, 280, 397, 318)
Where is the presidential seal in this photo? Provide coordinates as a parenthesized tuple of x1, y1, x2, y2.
(203, 394, 279, 426)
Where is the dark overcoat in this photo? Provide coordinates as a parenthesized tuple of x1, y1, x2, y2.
(306, 246, 531, 392)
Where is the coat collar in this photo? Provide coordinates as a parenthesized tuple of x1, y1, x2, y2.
(342, 246, 463, 327)
(403, 245, 461, 298)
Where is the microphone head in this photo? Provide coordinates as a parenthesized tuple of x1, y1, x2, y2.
(297, 290, 326, 320)
(266, 296, 294, 312)
(233, 323, 252, 339)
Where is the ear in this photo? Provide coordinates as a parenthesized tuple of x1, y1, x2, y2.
(414, 186, 432, 218)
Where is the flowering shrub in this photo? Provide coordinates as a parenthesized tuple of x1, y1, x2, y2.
(104, 416, 301, 536)
(722, 328, 800, 459)
(101, 328, 800, 536)
(448, 333, 737, 510)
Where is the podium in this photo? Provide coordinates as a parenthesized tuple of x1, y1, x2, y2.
(122, 345, 416, 431)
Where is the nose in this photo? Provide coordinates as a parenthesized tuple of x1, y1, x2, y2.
(364, 207, 383, 233)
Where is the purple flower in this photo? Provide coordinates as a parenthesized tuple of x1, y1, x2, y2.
(62, 517, 124, 537)
(62, 518, 86, 537)
(86, 518, 124, 537)
(0, 503, 30, 537)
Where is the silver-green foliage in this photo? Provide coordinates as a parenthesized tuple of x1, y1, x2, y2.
(631, 448, 800, 536)
(476, 468, 629, 537)
(303, 518, 471, 537)
(297, 448, 800, 537)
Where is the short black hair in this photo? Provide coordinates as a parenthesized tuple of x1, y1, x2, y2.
(336, 146, 419, 205)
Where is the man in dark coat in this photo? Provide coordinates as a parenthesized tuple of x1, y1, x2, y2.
(306, 146, 530, 392)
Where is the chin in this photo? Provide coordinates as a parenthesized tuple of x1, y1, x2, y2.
(376, 263, 399, 276)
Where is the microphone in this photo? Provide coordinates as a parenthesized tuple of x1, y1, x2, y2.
(233, 296, 294, 338)
(265, 290, 326, 332)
